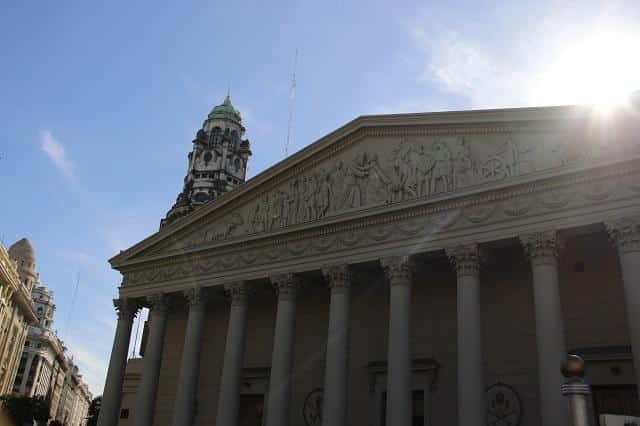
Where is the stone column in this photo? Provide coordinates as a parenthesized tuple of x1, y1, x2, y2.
(172, 288, 208, 426)
(215, 282, 249, 426)
(321, 265, 351, 426)
(265, 273, 300, 426)
(133, 294, 170, 426)
(381, 256, 412, 426)
(521, 231, 568, 426)
(30, 356, 44, 396)
(447, 244, 485, 426)
(606, 217, 640, 390)
(98, 298, 138, 426)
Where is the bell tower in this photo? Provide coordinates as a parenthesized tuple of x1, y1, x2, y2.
(162, 95, 252, 227)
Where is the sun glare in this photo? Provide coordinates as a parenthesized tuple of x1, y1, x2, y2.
(532, 29, 640, 109)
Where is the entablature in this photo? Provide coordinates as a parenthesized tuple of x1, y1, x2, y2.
(112, 106, 640, 298)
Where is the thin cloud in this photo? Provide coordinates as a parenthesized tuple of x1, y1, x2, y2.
(40, 130, 75, 180)
(406, 2, 640, 109)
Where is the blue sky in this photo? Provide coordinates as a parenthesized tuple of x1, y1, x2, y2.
(1, 0, 638, 394)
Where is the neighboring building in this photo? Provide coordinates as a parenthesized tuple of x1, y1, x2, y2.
(56, 363, 91, 426)
(101, 101, 640, 426)
(0, 240, 37, 395)
(9, 239, 92, 425)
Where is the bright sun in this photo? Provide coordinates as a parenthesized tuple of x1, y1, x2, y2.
(533, 28, 640, 108)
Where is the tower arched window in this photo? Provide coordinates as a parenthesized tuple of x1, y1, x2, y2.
(211, 127, 222, 144)
(231, 130, 239, 144)
(234, 158, 241, 172)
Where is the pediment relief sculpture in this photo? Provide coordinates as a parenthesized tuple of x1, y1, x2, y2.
(178, 128, 638, 251)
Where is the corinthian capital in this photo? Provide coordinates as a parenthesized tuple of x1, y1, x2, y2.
(322, 265, 351, 293)
(381, 256, 411, 287)
(270, 273, 301, 300)
(184, 287, 208, 310)
(224, 281, 249, 307)
(605, 217, 640, 255)
(520, 231, 558, 266)
(113, 298, 138, 320)
(146, 294, 170, 314)
(446, 244, 480, 278)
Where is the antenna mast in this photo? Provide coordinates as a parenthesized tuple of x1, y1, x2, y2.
(285, 49, 298, 158)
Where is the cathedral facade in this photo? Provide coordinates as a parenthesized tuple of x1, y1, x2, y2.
(100, 98, 640, 426)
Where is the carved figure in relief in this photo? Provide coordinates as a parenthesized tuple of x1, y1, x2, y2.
(284, 180, 297, 226)
(251, 194, 270, 233)
(343, 152, 371, 208)
(481, 137, 529, 180)
(224, 212, 244, 238)
(268, 190, 284, 230)
(304, 174, 319, 221)
(502, 138, 519, 177)
(365, 153, 391, 205)
(315, 169, 332, 219)
(390, 142, 418, 202)
(430, 141, 453, 194)
(329, 160, 347, 212)
(203, 212, 245, 242)
(453, 138, 476, 189)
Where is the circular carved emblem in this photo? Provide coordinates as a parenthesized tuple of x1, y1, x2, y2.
(486, 382, 522, 426)
(303, 388, 323, 426)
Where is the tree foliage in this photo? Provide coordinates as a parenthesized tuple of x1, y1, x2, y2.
(0, 393, 51, 425)
(86, 396, 101, 426)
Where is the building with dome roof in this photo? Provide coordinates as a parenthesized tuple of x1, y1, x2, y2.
(0, 239, 37, 395)
(2, 238, 93, 425)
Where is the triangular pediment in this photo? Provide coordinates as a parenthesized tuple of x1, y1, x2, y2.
(110, 104, 638, 270)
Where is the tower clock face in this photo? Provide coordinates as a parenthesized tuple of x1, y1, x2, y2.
(203, 152, 213, 163)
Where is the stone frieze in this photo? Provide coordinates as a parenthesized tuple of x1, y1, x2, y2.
(175, 128, 638, 251)
(121, 160, 640, 290)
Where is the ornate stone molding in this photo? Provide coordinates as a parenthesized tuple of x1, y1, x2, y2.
(270, 273, 301, 300)
(146, 293, 170, 314)
(446, 244, 481, 278)
(605, 216, 640, 254)
(322, 265, 351, 293)
(224, 281, 249, 307)
(520, 230, 558, 266)
(113, 298, 138, 320)
(381, 256, 411, 287)
(184, 287, 208, 311)
(118, 158, 640, 293)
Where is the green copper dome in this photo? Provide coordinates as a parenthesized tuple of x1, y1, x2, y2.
(208, 95, 242, 122)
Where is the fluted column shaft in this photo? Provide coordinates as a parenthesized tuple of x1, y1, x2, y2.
(172, 288, 208, 426)
(521, 231, 568, 426)
(265, 274, 300, 426)
(381, 256, 412, 426)
(215, 282, 249, 426)
(321, 265, 351, 426)
(447, 245, 484, 426)
(607, 217, 640, 390)
(133, 294, 170, 426)
(98, 298, 137, 426)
